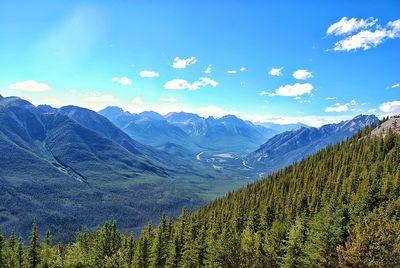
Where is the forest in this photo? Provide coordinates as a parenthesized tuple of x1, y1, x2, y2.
(1, 127, 400, 267)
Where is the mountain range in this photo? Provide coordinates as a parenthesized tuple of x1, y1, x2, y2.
(0, 96, 240, 240)
(99, 107, 282, 154)
(0, 94, 381, 240)
(245, 114, 380, 174)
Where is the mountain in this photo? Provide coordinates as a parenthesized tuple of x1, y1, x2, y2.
(99, 107, 199, 152)
(371, 115, 400, 136)
(11, 124, 400, 267)
(0, 96, 243, 240)
(101, 108, 292, 155)
(57, 105, 174, 166)
(257, 122, 309, 133)
(139, 111, 166, 121)
(165, 112, 275, 153)
(246, 114, 380, 173)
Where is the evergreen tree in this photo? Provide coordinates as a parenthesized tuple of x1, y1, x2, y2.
(28, 219, 41, 268)
(40, 230, 52, 268)
(133, 223, 152, 268)
(337, 208, 400, 267)
(16, 237, 24, 268)
(6, 230, 17, 268)
(304, 207, 345, 267)
(240, 224, 257, 267)
(282, 217, 306, 268)
(0, 229, 5, 268)
(150, 215, 170, 268)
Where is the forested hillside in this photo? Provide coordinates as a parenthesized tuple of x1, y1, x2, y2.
(1, 125, 399, 267)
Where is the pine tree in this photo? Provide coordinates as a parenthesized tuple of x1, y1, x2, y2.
(203, 226, 222, 268)
(337, 209, 400, 267)
(28, 219, 41, 268)
(16, 237, 24, 268)
(304, 207, 345, 267)
(0, 229, 6, 268)
(120, 232, 135, 268)
(133, 223, 152, 268)
(6, 229, 17, 268)
(166, 208, 188, 267)
(282, 217, 306, 268)
(150, 215, 170, 268)
(40, 230, 52, 268)
(240, 224, 258, 268)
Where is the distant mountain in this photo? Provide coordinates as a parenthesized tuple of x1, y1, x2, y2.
(246, 114, 380, 172)
(58, 106, 162, 159)
(257, 122, 309, 133)
(165, 112, 276, 153)
(99, 107, 199, 152)
(101, 108, 297, 154)
(139, 111, 165, 121)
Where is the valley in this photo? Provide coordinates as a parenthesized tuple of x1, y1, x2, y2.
(0, 95, 382, 241)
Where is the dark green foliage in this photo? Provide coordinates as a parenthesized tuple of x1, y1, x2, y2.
(0, 229, 5, 267)
(0, 130, 399, 267)
(28, 220, 40, 268)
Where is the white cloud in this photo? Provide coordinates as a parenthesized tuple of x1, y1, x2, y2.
(293, 69, 313, 80)
(194, 106, 240, 118)
(334, 29, 389, 51)
(227, 67, 245, 74)
(329, 18, 400, 51)
(164, 79, 192, 90)
(112, 77, 131, 86)
(8, 80, 51, 92)
(392, 83, 400, 89)
(325, 96, 337, 100)
(203, 64, 212, 74)
(200, 77, 218, 87)
(294, 96, 301, 100)
(268, 67, 283, 76)
(325, 104, 347, 112)
(380, 100, 400, 113)
(84, 94, 117, 103)
(368, 108, 377, 113)
(327, 17, 378, 36)
(173, 57, 197, 69)
(160, 97, 177, 102)
(131, 97, 144, 105)
(164, 77, 218, 90)
(259, 90, 269, 96)
(139, 70, 159, 78)
(271, 83, 313, 97)
(325, 99, 357, 112)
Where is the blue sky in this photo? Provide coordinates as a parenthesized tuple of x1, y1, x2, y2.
(0, 0, 399, 126)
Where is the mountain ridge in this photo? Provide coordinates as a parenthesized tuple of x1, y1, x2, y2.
(245, 114, 380, 174)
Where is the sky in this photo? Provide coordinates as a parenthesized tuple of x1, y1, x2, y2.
(0, 0, 399, 126)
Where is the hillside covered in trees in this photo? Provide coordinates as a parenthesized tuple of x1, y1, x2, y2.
(1, 126, 400, 267)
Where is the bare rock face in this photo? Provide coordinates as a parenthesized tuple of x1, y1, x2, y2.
(371, 116, 400, 137)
